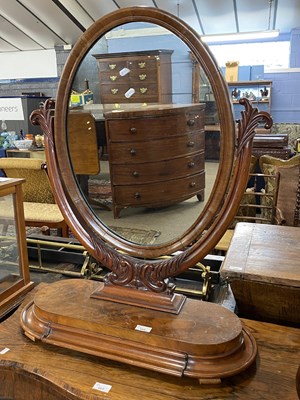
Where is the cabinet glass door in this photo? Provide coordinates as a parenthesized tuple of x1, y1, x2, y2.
(0, 178, 34, 319)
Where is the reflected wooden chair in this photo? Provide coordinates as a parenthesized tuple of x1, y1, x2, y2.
(67, 110, 100, 199)
(67, 111, 111, 211)
(233, 171, 281, 225)
(215, 156, 282, 254)
(0, 157, 69, 237)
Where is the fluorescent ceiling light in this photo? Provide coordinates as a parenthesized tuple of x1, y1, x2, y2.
(202, 30, 280, 43)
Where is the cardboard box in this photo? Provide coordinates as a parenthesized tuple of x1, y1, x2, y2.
(69, 91, 93, 107)
(225, 61, 239, 82)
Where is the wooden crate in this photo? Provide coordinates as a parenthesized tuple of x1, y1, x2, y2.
(220, 222, 300, 326)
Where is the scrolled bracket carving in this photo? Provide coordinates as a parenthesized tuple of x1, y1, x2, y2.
(236, 98, 273, 155)
(30, 98, 56, 149)
(92, 234, 186, 293)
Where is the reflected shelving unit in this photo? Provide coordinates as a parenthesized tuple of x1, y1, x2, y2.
(228, 80, 272, 120)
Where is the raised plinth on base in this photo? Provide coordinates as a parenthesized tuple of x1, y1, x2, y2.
(20, 280, 257, 381)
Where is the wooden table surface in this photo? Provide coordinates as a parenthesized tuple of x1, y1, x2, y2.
(0, 286, 299, 400)
(221, 222, 300, 287)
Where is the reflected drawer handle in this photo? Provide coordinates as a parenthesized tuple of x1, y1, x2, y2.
(132, 171, 139, 177)
(111, 88, 118, 94)
(187, 141, 195, 147)
(188, 161, 195, 168)
(187, 119, 195, 126)
(140, 87, 148, 94)
(190, 182, 196, 188)
(139, 74, 147, 80)
(130, 127, 137, 134)
(138, 62, 146, 68)
(110, 75, 117, 81)
(109, 64, 116, 70)
(134, 192, 141, 199)
(130, 149, 137, 156)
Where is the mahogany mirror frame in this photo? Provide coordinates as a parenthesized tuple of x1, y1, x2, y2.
(33, 6, 271, 295)
(22, 6, 272, 383)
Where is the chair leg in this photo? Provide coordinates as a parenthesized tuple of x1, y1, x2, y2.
(61, 224, 69, 238)
(1, 223, 9, 236)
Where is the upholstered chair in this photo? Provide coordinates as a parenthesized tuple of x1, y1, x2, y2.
(0, 157, 68, 237)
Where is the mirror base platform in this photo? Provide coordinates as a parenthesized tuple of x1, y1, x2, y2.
(90, 282, 186, 314)
(20, 279, 257, 382)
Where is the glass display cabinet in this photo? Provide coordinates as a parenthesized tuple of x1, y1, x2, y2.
(0, 177, 34, 319)
(191, 53, 221, 160)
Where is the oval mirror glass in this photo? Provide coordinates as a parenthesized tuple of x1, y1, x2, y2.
(53, 7, 235, 261)
(67, 21, 220, 246)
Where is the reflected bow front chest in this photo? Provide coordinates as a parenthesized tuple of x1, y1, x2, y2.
(104, 103, 206, 218)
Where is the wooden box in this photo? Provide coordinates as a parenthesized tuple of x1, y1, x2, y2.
(253, 133, 289, 148)
(220, 222, 300, 326)
(252, 133, 292, 159)
(225, 61, 239, 82)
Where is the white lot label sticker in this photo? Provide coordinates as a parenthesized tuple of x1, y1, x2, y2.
(0, 347, 10, 354)
(92, 382, 112, 393)
(228, 265, 243, 271)
(135, 324, 152, 333)
(119, 67, 130, 76)
(125, 88, 135, 98)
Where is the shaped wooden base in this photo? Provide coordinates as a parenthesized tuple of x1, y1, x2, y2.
(20, 280, 257, 382)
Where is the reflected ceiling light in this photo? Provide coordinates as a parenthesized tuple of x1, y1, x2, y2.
(201, 30, 280, 43)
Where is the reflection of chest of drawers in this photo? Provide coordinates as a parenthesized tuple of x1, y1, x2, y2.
(93, 50, 173, 104)
(104, 104, 206, 218)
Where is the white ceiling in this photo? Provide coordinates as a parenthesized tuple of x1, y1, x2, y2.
(0, 0, 299, 53)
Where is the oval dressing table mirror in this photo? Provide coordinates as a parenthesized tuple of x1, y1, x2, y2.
(20, 7, 272, 383)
